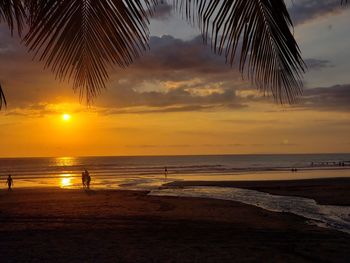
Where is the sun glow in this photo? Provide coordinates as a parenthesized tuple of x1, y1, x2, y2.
(62, 113, 71, 121)
(60, 176, 72, 187)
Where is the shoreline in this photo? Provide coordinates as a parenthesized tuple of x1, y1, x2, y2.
(2, 177, 350, 204)
(166, 177, 350, 206)
(2, 177, 350, 206)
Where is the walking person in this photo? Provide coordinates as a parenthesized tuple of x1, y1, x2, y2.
(86, 174, 91, 189)
(6, 174, 13, 191)
(82, 171, 86, 189)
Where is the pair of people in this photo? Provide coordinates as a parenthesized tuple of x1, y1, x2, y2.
(81, 169, 91, 189)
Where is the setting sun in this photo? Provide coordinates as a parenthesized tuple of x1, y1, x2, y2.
(62, 114, 71, 121)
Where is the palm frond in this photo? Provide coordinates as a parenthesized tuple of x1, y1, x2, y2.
(172, 0, 306, 103)
(0, 83, 7, 109)
(0, 0, 25, 35)
(24, 0, 158, 103)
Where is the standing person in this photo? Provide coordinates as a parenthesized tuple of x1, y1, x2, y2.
(6, 175, 13, 191)
(164, 167, 168, 179)
(86, 174, 91, 189)
(84, 169, 90, 189)
(82, 171, 86, 189)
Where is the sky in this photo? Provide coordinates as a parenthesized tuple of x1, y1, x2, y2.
(0, 0, 350, 157)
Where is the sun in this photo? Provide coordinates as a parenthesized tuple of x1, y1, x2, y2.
(62, 113, 71, 121)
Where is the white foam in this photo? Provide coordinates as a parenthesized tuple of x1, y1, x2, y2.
(150, 187, 350, 234)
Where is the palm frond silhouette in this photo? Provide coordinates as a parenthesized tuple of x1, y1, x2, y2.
(0, 0, 347, 108)
(0, 84, 6, 109)
(0, 0, 25, 35)
(24, 0, 157, 103)
(175, 0, 305, 103)
(0, 0, 26, 109)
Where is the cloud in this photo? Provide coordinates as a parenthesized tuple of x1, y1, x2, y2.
(288, 0, 345, 25)
(123, 143, 299, 148)
(301, 84, 350, 111)
(305, 58, 332, 71)
(92, 35, 248, 112)
(97, 86, 246, 114)
(1, 31, 349, 115)
(151, 2, 173, 21)
(134, 35, 232, 74)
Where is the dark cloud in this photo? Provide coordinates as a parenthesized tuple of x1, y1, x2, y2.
(125, 144, 191, 148)
(97, 86, 246, 114)
(151, 2, 173, 21)
(220, 119, 289, 125)
(301, 84, 350, 111)
(134, 35, 232, 74)
(288, 0, 344, 25)
(102, 105, 212, 115)
(305, 58, 332, 71)
(123, 143, 297, 148)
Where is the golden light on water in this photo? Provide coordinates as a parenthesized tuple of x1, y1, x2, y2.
(61, 177, 71, 187)
(60, 174, 73, 188)
(56, 157, 76, 167)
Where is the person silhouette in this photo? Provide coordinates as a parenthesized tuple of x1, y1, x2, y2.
(86, 174, 91, 189)
(164, 167, 168, 179)
(84, 169, 91, 189)
(6, 175, 13, 191)
(81, 171, 86, 189)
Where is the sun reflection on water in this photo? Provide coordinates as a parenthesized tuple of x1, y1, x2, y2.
(55, 157, 77, 167)
(60, 174, 73, 188)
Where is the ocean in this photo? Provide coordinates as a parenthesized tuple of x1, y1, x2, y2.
(0, 153, 349, 189)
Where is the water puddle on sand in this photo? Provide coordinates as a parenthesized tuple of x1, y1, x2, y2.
(150, 187, 350, 234)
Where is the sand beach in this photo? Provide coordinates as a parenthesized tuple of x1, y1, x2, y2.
(1, 177, 350, 263)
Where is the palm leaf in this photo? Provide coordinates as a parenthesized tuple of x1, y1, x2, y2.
(0, 84, 7, 109)
(24, 0, 158, 103)
(0, 0, 25, 35)
(172, 0, 306, 103)
(0, 0, 25, 110)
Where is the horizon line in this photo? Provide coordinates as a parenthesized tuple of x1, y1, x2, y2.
(1, 152, 350, 159)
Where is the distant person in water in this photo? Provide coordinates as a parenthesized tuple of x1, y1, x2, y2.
(6, 175, 13, 191)
(164, 167, 168, 179)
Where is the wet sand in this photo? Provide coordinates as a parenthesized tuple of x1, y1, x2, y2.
(167, 177, 350, 205)
(0, 187, 349, 262)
